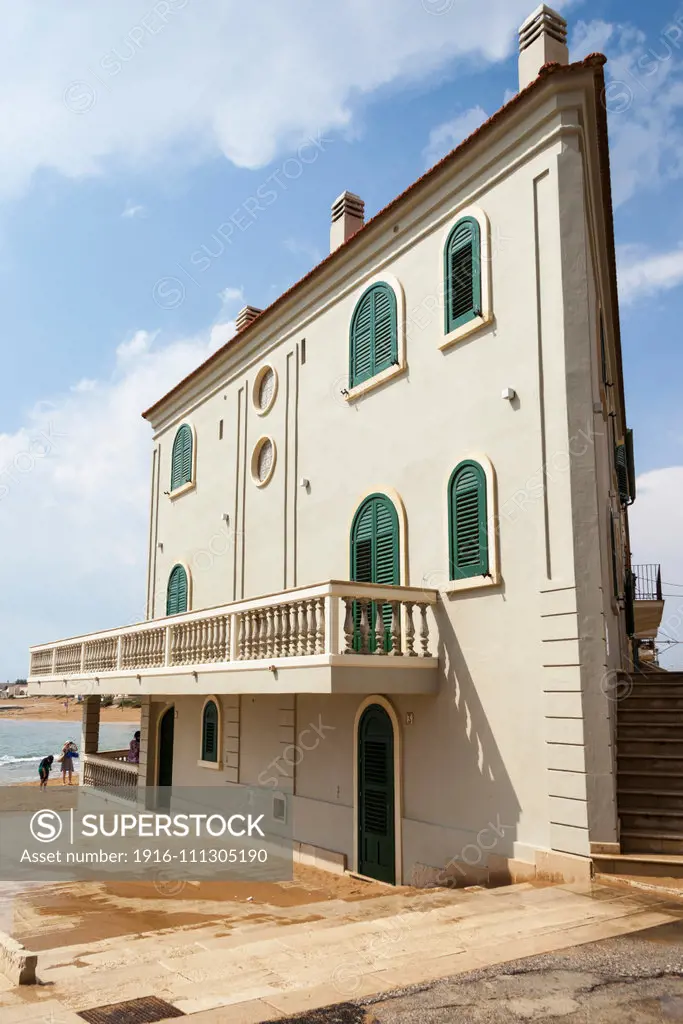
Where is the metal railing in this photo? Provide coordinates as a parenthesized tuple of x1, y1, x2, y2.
(29, 580, 439, 680)
(632, 564, 663, 602)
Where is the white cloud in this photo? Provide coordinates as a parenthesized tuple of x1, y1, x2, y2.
(618, 244, 683, 303)
(423, 106, 489, 168)
(218, 286, 244, 306)
(283, 238, 322, 265)
(121, 199, 146, 218)
(570, 19, 683, 207)
(630, 467, 683, 668)
(0, 1, 560, 198)
(0, 329, 214, 677)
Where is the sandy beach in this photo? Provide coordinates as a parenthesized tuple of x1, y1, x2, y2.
(0, 696, 139, 723)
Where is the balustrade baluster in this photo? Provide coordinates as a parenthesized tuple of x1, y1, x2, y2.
(373, 603, 385, 655)
(390, 602, 402, 656)
(296, 602, 305, 656)
(418, 603, 432, 657)
(404, 602, 417, 657)
(305, 600, 315, 654)
(287, 604, 297, 657)
(272, 606, 281, 658)
(343, 598, 355, 653)
(359, 600, 370, 654)
(315, 597, 325, 654)
(265, 607, 274, 658)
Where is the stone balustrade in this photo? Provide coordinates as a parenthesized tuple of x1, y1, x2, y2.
(81, 751, 138, 801)
(29, 581, 439, 689)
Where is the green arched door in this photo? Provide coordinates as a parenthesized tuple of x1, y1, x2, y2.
(350, 494, 399, 651)
(358, 704, 395, 884)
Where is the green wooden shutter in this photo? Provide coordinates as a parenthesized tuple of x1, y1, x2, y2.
(373, 286, 395, 372)
(624, 569, 636, 636)
(350, 292, 373, 387)
(202, 701, 218, 762)
(350, 284, 397, 388)
(350, 494, 400, 651)
(444, 217, 481, 334)
(615, 443, 630, 504)
(166, 565, 188, 616)
(171, 425, 193, 491)
(449, 462, 488, 580)
(625, 428, 636, 502)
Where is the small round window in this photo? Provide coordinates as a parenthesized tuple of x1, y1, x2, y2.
(253, 365, 278, 415)
(251, 437, 276, 487)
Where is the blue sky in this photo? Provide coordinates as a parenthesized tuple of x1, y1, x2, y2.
(2, 0, 683, 677)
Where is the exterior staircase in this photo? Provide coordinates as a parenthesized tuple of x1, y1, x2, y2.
(595, 670, 683, 880)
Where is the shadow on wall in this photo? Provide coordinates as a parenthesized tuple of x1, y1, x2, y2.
(408, 589, 522, 887)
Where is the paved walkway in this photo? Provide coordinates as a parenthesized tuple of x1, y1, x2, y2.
(1, 880, 682, 1022)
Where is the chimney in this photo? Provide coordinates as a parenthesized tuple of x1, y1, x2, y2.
(235, 305, 263, 332)
(330, 191, 365, 252)
(518, 5, 568, 90)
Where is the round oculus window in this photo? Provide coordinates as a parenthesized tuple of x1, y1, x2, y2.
(253, 365, 278, 415)
(252, 437, 276, 487)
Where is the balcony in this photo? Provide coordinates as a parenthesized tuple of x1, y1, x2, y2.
(28, 581, 440, 698)
(632, 564, 665, 654)
(82, 750, 139, 801)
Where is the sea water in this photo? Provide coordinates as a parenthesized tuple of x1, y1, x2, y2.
(0, 720, 135, 784)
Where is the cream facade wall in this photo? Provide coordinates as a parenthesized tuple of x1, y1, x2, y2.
(143, 70, 629, 877)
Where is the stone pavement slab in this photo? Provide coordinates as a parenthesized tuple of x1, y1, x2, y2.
(2, 880, 682, 1023)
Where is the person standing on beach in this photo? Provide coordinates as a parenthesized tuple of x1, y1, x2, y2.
(38, 755, 54, 789)
(127, 731, 140, 764)
(60, 740, 77, 784)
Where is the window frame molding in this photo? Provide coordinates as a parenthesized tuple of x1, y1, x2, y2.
(169, 421, 197, 499)
(442, 453, 500, 595)
(251, 435, 277, 488)
(197, 695, 223, 770)
(166, 562, 192, 616)
(346, 273, 406, 402)
(252, 364, 279, 417)
(440, 205, 493, 353)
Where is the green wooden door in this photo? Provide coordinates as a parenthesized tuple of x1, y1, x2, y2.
(358, 704, 395, 884)
(350, 494, 399, 651)
(158, 707, 174, 797)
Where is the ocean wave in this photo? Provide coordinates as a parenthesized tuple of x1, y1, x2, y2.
(0, 755, 42, 765)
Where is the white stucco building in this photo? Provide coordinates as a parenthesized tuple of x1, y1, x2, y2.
(29, 7, 640, 886)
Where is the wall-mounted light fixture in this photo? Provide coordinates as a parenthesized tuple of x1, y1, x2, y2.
(501, 388, 517, 401)
(222, 513, 230, 525)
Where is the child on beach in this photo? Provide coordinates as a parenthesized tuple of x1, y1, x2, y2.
(38, 754, 54, 789)
(60, 741, 78, 785)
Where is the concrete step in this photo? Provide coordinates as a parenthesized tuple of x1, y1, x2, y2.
(621, 830, 683, 855)
(619, 709, 683, 725)
(629, 687, 683, 698)
(619, 724, 683, 741)
(618, 788, 683, 812)
(618, 737, 683, 755)
(618, 771, 683, 793)
(620, 808, 683, 833)
(593, 851, 683, 879)
(621, 696, 683, 711)
(618, 754, 683, 774)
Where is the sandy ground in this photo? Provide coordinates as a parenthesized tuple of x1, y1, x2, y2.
(0, 696, 139, 722)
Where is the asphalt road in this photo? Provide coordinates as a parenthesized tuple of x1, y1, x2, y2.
(268, 918, 683, 1023)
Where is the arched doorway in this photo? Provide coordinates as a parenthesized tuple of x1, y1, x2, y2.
(358, 703, 395, 884)
(157, 706, 175, 800)
(350, 493, 400, 651)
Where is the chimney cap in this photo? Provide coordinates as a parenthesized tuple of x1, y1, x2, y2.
(235, 305, 263, 332)
(518, 4, 567, 49)
(331, 191, 365, 223)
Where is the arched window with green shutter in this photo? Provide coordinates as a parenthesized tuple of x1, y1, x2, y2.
(448, 461, 488, 580)
(349, 283, 398, 388)
(350, 493, 400, 651)
(201, 700, 218, 763)
(166, 564, 189, 616)
(170, 424, 193, 491)
(444, 217, 481, 334)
